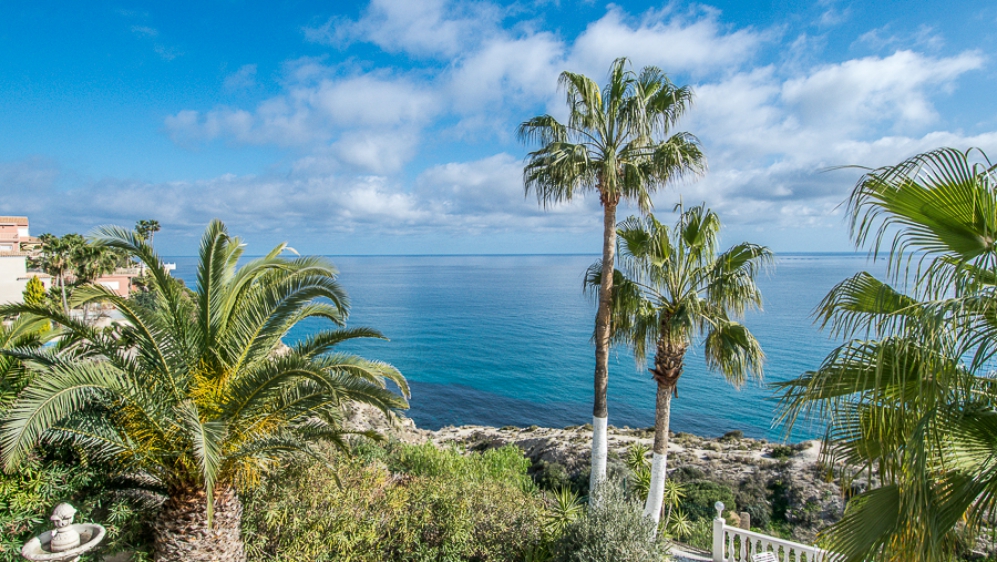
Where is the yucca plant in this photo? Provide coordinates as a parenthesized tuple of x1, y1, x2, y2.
(626, 442, 652, 500)
(0, 220, 409, 562)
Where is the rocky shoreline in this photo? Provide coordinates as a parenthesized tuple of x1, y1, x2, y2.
(343, 403, 846, 543)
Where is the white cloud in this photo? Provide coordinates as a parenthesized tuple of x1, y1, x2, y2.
(131, 25, 158, 37)
(781, 50, 984, 133)
(306, 0, 502, 58)
(568, 5, 768, 77)
(144, 2, 994, 251)
(166, 68, 439, 176)
(224, 64, 258, 91)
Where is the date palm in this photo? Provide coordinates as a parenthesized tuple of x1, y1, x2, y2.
(519, 57, 705, 490)
(777, 147, 997, 561)
(0, 220, 409, 562)
(0, 314, 52, 415)
(588, 206, 769, 529)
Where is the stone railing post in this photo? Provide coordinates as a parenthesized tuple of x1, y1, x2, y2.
(713, 501, 726, 562)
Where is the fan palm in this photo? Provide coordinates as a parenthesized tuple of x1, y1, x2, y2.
(519, 57, 705, 490)
(587, 206, 769, 529)
(35, 233, 83, 313)
(776, 147, 997, 561)
(0, 220, 409, 562)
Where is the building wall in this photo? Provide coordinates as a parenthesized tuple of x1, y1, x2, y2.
(97, 274, 133, 297)
(0, 255, 28, 304)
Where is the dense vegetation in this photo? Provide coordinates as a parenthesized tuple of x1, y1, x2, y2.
(1, 221, 409, 562)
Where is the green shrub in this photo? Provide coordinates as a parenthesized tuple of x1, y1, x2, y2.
(389, 442, 532, 487)
(552, 483, 669, 562)
(534, 461, 573, 493)
(770, 445, 796, 460)
(679, 481, 736, 521)
(670, 466, 706, 483)
(242, 441, 545, 561)
(682, 518, 714, 551)
(734, 473, 772, 529)
(0, 453, 152, 562)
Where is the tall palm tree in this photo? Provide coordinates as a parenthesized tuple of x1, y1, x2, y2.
(588, 206, 769, 528)
(777, 147, 997, 561)
(137, 219, 161, 247)
(36, 233, 83, 313)
(0, 220, 409, 562)
(519, 58, 705, 490)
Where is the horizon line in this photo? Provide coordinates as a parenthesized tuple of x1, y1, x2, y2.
(157, 251, 872, 258)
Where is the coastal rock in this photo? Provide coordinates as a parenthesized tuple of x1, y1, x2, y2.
(341, 402, 429, 443)
(350, 409, 846, 542)
(429, 424, 845, 542)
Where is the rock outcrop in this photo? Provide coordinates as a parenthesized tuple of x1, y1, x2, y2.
(345, 404, 845, 543)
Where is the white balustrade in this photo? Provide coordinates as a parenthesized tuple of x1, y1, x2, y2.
(711, 503, 833, 562)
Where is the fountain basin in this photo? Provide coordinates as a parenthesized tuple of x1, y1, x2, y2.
(21, 524, 106, 561)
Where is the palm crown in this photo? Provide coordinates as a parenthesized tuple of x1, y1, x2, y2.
(0, 220, 408, 524)
(592, 206, 769, 385)
(519, 58, 704, 210)
(777, 147, 997, 561)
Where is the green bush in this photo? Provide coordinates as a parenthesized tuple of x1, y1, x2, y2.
(0, 453, 152, 562)
(242, 441, 545, 561)
(552, 483, 669, 562)
(679, 480, 736, 521)
(682, 518, 714, 551)
(533, 461, 574, 493)
(734, 472, 772, 529)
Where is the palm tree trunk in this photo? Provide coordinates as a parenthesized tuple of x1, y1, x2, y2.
(152, 485, 245, 562)
(645, 336, 685, 530)
(590, 193, 619, 493)
(643, 380, 673, 527)
(59, 275, 68, 314)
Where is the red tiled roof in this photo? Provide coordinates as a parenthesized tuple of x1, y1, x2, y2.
(0, 216, 29, 226)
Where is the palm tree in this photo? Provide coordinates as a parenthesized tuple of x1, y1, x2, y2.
(136, 219, 162, 247)
(519, 58, 705, 490)
(777, 147, 997, 561)
(36, 233, 83, 313)
(588, 206, 769, 528)
(0, 315, 52, 415)
(0, 220, 409, 562)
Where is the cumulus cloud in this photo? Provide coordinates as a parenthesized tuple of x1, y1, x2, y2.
(568, 5, 768, 77)
(139, 2, 995, 251)
(305, 0, 502, 58)
(781, 50, 984, 132)
(224, 64, 258, 91)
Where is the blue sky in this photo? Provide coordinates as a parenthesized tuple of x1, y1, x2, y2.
(2, 0, 995, 255)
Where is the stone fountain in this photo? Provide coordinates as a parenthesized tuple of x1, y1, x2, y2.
(21, 503, 106, 562)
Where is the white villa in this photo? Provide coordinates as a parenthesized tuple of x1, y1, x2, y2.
(0, 216, 49, 304)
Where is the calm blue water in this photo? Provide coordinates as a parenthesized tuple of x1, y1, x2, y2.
(167, 254, 887, 441)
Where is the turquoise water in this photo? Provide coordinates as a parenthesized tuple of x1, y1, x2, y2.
(168, 253, 886, 441)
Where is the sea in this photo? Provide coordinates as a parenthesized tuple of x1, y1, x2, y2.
(167, 253, 889, 443)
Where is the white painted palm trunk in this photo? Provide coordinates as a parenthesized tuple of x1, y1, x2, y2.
(643, 452, 668, 525)
(589, 415, 608, 491)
